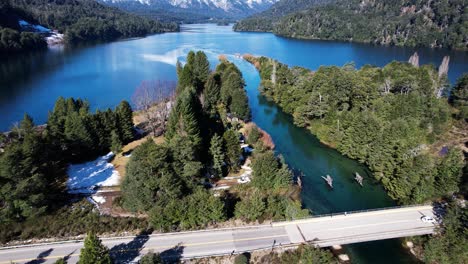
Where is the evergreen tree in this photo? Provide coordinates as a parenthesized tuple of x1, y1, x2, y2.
(223, 129, 241, 171)
(78, 232, 112, 264)
(235, 190, 266, 222)
(234, 254, 248, 264)
(176, 60, 183, 79)
(54, 258, 67, 264)
(435, 148, 464, 196)
(203, 73, 221, 114)
(220, 71, 243, 106)
(449, 73, 468, 120)
(115, 100, 134, 143)
(121, 140, 182, 212)
(110, 130, 122, 154)
(0, 115, 48, 221)
(139, 251, 162, 264)
(193, 51, 210, 92)
(166, 87, 202, 150)
(64, 112, 94, 159)
(251, 151, 291, 191)
(230, 88, 250, 120)
(209, 134, 224, 177)
(19, 113, 34, 136)
(177, 66, 193, 94)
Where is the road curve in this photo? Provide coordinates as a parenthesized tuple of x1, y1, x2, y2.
(0, 205, 436, 263)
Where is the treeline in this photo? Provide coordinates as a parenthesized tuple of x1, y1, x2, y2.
(418, 201, 468, 264)
(121, 51, 307, 231)
(0, 1, 47, 54)
(236, 0, 468, 49)
(233, 0, 331, 32)
(8, 0, 179, 44)
(246, 55, 465, 204)
(0, 98, 135, 224)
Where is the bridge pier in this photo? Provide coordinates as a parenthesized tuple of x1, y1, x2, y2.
(331, 245, 350, 263)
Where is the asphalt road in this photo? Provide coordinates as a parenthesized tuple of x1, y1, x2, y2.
(0, 205, 436, 263)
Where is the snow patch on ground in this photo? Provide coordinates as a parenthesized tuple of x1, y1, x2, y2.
(46, 31, 64, 45)
(92, 195, 106, 204)
(67, 152, 120, 194)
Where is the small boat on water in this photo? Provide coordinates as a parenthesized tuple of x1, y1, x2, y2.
(354, 172, 363, 187)
(321, 175, 333, 188)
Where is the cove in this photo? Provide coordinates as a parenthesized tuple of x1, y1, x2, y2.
(1, 24, 467, 263)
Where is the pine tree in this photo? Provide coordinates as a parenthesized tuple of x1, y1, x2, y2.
(64, 112, 94, 159)
(166, 87, 202, 149)
(115, 100, 134, 143)
(449, 73, 468, 120)
(223, 129, 241, 171)
(230, 88, 250, 120)
(139, 251, 162, 264)
(203, 74, 221, 114)
(110, 130, 122, 154)
(193, 51, 210, 92)
(176, 60, 183, 79)
(19, 113, 34, 136)
(177, 66, 193, 94)
(78, 232, 112, 264)
(209, 134, 224, 177)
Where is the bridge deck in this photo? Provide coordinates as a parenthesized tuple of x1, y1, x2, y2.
(0, 205, 436, 263)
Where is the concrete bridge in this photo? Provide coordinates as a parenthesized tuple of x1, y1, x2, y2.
(0, 205, 436, 263)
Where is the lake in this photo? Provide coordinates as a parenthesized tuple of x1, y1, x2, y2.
(1, 24, 467, 263)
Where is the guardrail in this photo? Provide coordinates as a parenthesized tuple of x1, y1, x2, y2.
(179, 226, 435, 262)
(273, 203, 433, 224)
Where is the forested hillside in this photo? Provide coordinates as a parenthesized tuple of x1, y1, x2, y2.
(0, 1, 47, 54)
(236, 0, 468, 49)
(4, 0, 178, 46)
(233, 0, 331, 32)
(245, 55, 466, 204)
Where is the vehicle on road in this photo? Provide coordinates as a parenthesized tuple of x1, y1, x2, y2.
(421, 216, 436, 223)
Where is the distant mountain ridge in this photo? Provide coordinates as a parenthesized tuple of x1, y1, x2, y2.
(100, 0, 279, 22)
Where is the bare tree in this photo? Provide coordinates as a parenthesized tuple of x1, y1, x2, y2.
(132, 80, 176, 136)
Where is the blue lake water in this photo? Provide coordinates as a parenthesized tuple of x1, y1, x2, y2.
(1, 24, 467, 263)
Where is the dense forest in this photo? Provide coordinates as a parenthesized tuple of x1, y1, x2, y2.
(234, 0, 332, 32)
(245, 55, 466, 204)
(246, 54, 468, 263)
(0, 98, 135, 228)
(236, 0, 468, 49)
(0, 0, 178, 54)
(0, 1, 47, 54)
(121, 51, 308, 232)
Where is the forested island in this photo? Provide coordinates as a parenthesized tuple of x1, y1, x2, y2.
(0, 0, 178, 55)
(235, 0, 468, 50)
(244, 54, 467, 263)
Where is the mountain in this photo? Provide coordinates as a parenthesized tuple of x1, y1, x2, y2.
(99, 0, 279, 22)
(234, 0, 333, 31)
(236, 0, 467, 50)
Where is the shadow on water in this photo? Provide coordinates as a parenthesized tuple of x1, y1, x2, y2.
(160, 244, 185, 263)
(110, 229, 151, 263)
(25, 248, 53, 264)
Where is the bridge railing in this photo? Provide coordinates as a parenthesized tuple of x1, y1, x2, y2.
(273, 203, 432, 224)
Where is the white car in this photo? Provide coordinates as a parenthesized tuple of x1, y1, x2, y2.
(237, 176, 251, 184)
(421, 216, 436, 223)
